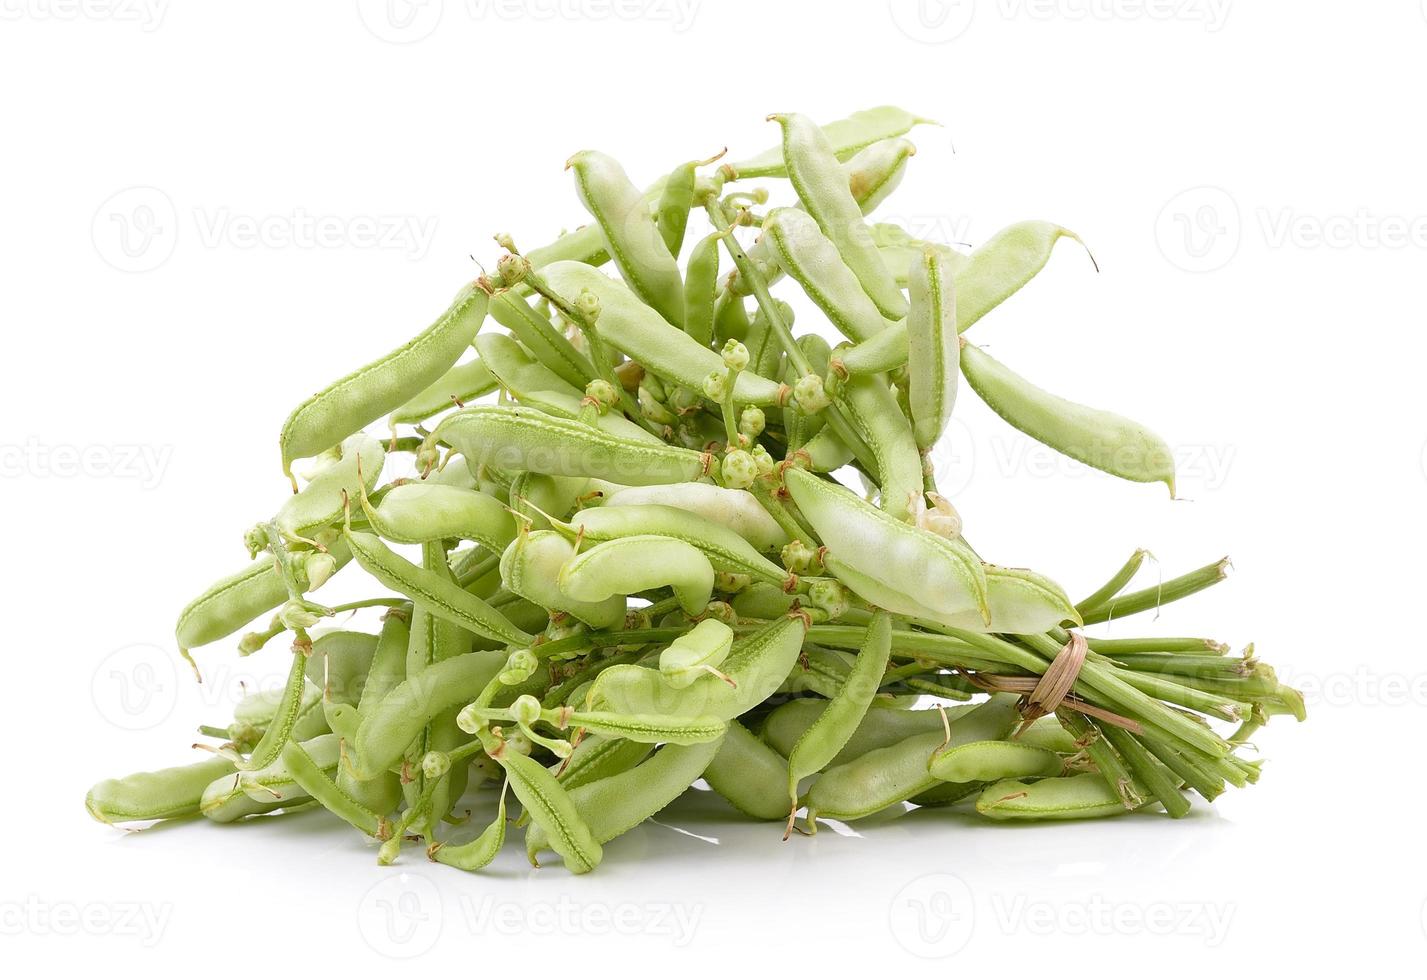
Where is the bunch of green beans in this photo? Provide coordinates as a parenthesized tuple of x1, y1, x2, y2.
(86, 107, 1302, 874)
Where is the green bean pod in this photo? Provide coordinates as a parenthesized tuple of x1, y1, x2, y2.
(306, 629, 378, 706)
(906, 244, 960, 451)
(568, 150, 684, 328)
(833, 372, 923, 521)
(488, 294, 598, 390)
(432, 405, 713, 487)
(86, 756, 238, 824)
(556, 735, 654, 791)
(280, 739, 389, 837)
(931, 564, 1080, 635)
(560, 710, 727, 746)
(500, 529, 626, 629)
(928, 739, 1063, 784)
(654, 157, 700, 256)
(563, 503, 791, 587)
(771, 112, 906, 320)
(763, 702, 976, 765)
(541, 261, 783, 405)
(786, 611, 891, 804)
(560, 534, 715, 616)
(344, 529, 533, 647)
(389, 358, 499, 426)
(975, 772, 1147, 821)
(601, 483, 790, 552)
(175, 538, 352, 657)
(351, 649, 505, 778)
(526, 738, 724, 861)
(429, 790, 506, 872)
(703, 720, 790, 820)
(761, 207, 897, 343)
(364, 483, 517, 553)
(729, 105, 931, 179)
(276, 433, 385, 538)
(588, 615, 807, 722)
(240, 733, 342, 803)
(279, 282, 488, 479)
(682, 232, 721, 347)
(498, 745, 603, 874)
(960, 341, 1176, 494)
(783, 467, 987, 623)
(802, 694, 1019, 822)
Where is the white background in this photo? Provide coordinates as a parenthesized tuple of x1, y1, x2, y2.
(3, 0, 1423, 972)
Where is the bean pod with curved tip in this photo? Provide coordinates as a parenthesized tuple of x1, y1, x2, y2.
(728, 105, 931, 179)
(786, 611, 891, 805)
(658, 618, 735, 688)
(960, 341, 1176, 494)
(279, 282, 488, 479)
(526, 737, 724, 861)
(563, 503, 790, 588)
(568, 150, 684, 328)
(834, 222, 1091, 376)
(761, 207, 897, 343)
(832, 371, 923, 521)
(540, 261, 783, 405)
(500, 529, 626, 629)
(928, 564, 1080, 635)
(431, 405, 713, 487)
(801, 694, 1019, 823)
(276, 433, 385, 539)
(429, 789, 507, 872)
(682, 232, 721, 347)
(975, 772, 1147, 821)
(588, 614, 807, 722)
(783, 467, 987, 623)
(363, 483, 517, 554)
(702, 720, 790, 820)
(497, 743, 603, 874)
(600, 483, 790, 552)
(389, 358, 499, 426)
(86, 756, 238, 824)
(928, 739, 1064, 784)
(175, 537, 353, 657)
(488, 293, 598, 390)
(351, 649, 505, 778)
(906, 244, 959, 452)
(344, 529, 533, 648)
(559, 534, 714, 616)
(770, 112, 906, 320)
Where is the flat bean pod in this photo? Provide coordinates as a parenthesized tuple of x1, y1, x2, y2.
(560, 534, 715, 616)
(389, 358, 499, 426)
(87, 756, 238, 824)
(344, 529, 533, 647)
(280, 282, 488, 478)
(729, 105, 930, 179)
(497, 744, 603, 874)
(541, 261, 783, 405)
(601, 483, 790, 552)
(432, 405, 713, 486)
(702, 720, 790, 820)
(365, 483, 517, 553)
(500, 529, 626, 629)
(928, 739, 1063, 784)
(772, 112, 906, 320)
(488, 294, 598, 390)
(960, 341, 1176, 493)
(905, 244, 960, 451)
(975, 772, 1147, 821)
(568, 150, 685, 328)
(784, 467, 986, 623)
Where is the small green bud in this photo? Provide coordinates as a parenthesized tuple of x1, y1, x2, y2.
(794, 374, 831, 413)
(237, 632, 267, 656)
(421, 751, 451, 780)
(495, 252, 527, 285)
(749, 444, 775, 476)
(498, 648, 539, 686)
(722, 449, 757, 489)
(702, 369, 730, 402)
(493, 231, 518, 252)
(721, 339, 750, 372)
(714, 572, 751, 594)
(511, 694, 542, 728)
(781, 539, 816, 574)
(738, 406, 766, 439)
(243, 526, 267, 559)
(583, 379, 619, 412)
(808, 578, 850, 620)
(575, 287, 601, 323)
